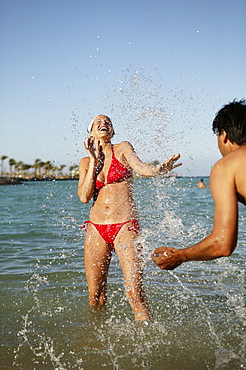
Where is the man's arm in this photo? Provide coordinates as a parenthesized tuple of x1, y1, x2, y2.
(152, 160, 238, 270)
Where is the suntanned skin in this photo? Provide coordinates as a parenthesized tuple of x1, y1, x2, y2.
(152, 131, 246, 270)
(198, 179, 206, 188)
(78, 115, 182, 320)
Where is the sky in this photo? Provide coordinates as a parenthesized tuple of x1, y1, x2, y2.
(0, 0, 245, 176)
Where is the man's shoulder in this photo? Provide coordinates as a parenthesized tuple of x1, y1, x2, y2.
(212, 156, 227, 172)
(215, 146, 245, 167)
(211, 146, 246, 204)
(223, 146, 246, 172)
(210, 155, 235, 182)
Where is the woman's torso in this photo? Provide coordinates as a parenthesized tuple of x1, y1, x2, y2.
(89, 143, 138, 224)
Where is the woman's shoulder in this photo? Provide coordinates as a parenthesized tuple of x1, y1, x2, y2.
(114, 141, 134, 152)
(79, 156, 90, 168)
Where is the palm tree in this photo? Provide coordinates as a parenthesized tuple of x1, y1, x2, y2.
(33, 158, 41, 177)
(149, 160, 160, 167)
(58, 164, 66, 178)
(1, 155, 8, 176)
(14, 161, 23, 177)
(51, 165, 57, 178)
(21, 164, 32, 178)
(9, 158, 16, 178)
(69, 165, 79, 178)
(37, 161, 45, 178)
(43, 161, 52, 177)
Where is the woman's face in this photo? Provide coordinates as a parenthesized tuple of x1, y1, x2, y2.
(90, 115, 114, 139)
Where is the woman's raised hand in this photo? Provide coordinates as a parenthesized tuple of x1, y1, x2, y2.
(84, 137, 97, 160)
(84, 137, 105, 174)
(156, 154, 182, 174)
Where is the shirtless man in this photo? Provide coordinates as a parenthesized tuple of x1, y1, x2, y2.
(152, 99, 246, 270)
(198, 179, 206, 188)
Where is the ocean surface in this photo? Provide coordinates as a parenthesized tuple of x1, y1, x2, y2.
(0, 177, 245, 370)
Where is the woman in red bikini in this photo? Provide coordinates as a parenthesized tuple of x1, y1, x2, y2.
(78, 115, 181, 321)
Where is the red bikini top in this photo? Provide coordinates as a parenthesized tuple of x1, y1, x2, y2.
(96, 146, 132, 190)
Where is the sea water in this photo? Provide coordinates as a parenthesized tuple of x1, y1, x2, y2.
(0, 178, 245, 370)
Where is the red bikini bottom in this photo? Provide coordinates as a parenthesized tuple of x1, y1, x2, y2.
(82, 219, 139, 248)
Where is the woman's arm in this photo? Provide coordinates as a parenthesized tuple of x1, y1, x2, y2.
(121, 141, 181, 176)
(77, 157, 97, 203)
(77, 137, 103, 203)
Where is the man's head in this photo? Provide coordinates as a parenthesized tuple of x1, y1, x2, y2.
(212, 99, 246, 146)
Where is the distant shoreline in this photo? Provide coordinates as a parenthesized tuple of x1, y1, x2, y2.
(0, 177, 78, 185)
(0, 175, 210, 185)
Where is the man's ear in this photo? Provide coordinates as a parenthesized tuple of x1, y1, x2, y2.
(221, 130, 228, 143)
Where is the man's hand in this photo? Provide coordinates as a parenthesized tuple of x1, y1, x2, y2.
(151, 247, 183, 270)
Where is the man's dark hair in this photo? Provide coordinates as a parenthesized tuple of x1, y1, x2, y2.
(212, 99, 246, 145)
